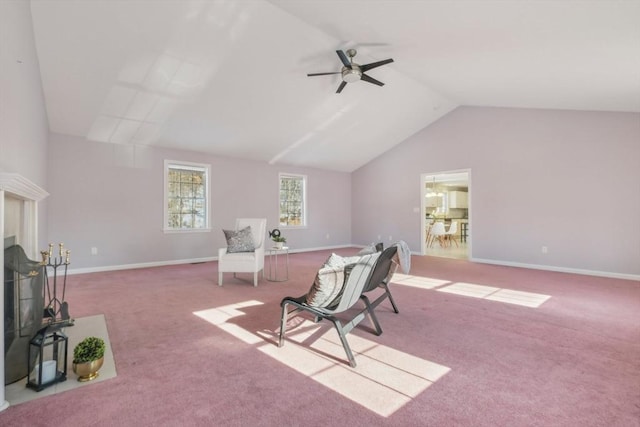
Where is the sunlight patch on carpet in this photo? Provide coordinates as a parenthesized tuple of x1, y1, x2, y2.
(437, 282, 551, 307)
(194, 300, 264, 325)
(390, 273, 450, 289)
(438, 282, 498, 298)
(484, 288, 551, 307)
(194, 302, 450, 417)
(194, 300, 264, 344)
(390, 274, 551, 308)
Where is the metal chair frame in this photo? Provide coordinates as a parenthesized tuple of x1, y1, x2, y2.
(279, 246, 399, 367)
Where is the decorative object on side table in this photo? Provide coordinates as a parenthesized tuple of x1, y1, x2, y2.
(269, 228, 287, 249)
(72, 336, 105, 382)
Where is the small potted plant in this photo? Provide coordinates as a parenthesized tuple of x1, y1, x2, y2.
(269, 229, 287, 249)
(72, 336, 105, 382)
(272, 235, 287, 249)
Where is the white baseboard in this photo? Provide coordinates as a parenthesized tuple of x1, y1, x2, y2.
(66, 248, 639, 282)
(286, 244, 353, 253)
(471, 257, 640, 281)
(66, 245, 354, 275)
(67, 256, 216, 275)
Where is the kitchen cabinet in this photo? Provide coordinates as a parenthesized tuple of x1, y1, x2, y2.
(425, 196, 440, 208)
(448, 191, 468, 208)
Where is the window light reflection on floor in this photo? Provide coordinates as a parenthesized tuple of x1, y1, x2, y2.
(391, 273, 451, 289)
(390, 275, 551, 308)
(194, 301, 450, 418)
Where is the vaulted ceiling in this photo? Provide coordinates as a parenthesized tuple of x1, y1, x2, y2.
(29, 0, 640, 172)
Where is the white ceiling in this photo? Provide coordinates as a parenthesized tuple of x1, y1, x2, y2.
(29, 0, 640, 172)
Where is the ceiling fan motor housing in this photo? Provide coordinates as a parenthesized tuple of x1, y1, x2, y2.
(342, 64, 362, 83)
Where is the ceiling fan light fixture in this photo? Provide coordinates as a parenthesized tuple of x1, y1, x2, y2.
(342, 67, 362, 83)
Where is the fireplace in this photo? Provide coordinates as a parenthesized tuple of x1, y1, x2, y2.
(1, 172, 49, 405)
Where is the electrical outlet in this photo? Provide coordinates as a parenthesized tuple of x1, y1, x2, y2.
(91, 247, 98, 255)
(377, 235, 381, 241)
(541, 246, 548, 254)
(388, 235, 393, 241)
(326, 233, 330, 239)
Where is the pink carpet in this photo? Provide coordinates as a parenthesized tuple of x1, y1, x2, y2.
(1, 249, 638, 426)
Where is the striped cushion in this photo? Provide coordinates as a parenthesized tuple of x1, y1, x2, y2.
(305, 252, 380, 309)
(306, 264, 347, 308)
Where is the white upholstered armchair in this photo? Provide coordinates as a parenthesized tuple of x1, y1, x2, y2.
(218, 218, 267, 287)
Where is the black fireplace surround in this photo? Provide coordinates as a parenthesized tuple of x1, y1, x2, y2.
(4, 243, 45, 385)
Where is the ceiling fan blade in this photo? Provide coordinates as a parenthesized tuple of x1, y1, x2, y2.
(360, 58, 394, 72)
(336, 50, 352, 69)
(336, 81, 347, 93)
(361, 73, 385, 87)
(307, 72, 341, 77)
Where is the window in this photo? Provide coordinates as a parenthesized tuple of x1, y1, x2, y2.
(279, 173, 306, 227)
(164, 160, 210, 232)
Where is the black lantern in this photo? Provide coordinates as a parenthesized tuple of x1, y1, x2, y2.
(26, 325, 68, 391)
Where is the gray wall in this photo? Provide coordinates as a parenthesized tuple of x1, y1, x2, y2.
(46, 133, 351, 270)
(352, 107, 640, 277)
(0, 0, 50, 249)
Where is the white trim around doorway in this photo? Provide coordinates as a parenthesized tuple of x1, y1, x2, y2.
(420, 169, 471, 259)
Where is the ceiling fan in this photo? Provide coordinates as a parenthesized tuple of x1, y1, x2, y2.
(307, 49, 394, 93)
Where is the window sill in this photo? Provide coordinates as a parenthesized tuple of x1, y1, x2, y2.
(163, 228, 212, 234)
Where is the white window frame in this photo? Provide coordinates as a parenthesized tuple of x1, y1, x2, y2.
(163, 160, 211, 233)
(279, 173, 307, 228)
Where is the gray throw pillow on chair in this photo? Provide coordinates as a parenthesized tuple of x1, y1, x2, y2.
(223, 226, 256, 253)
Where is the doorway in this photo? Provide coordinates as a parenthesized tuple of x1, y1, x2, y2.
(421, 170, 470, 259)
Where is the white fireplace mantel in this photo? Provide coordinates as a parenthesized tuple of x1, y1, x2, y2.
(1, 172, 49, 412)
(0, 172, 49, 202)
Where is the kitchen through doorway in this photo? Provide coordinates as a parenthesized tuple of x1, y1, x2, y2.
(421, 170, 470, 260)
